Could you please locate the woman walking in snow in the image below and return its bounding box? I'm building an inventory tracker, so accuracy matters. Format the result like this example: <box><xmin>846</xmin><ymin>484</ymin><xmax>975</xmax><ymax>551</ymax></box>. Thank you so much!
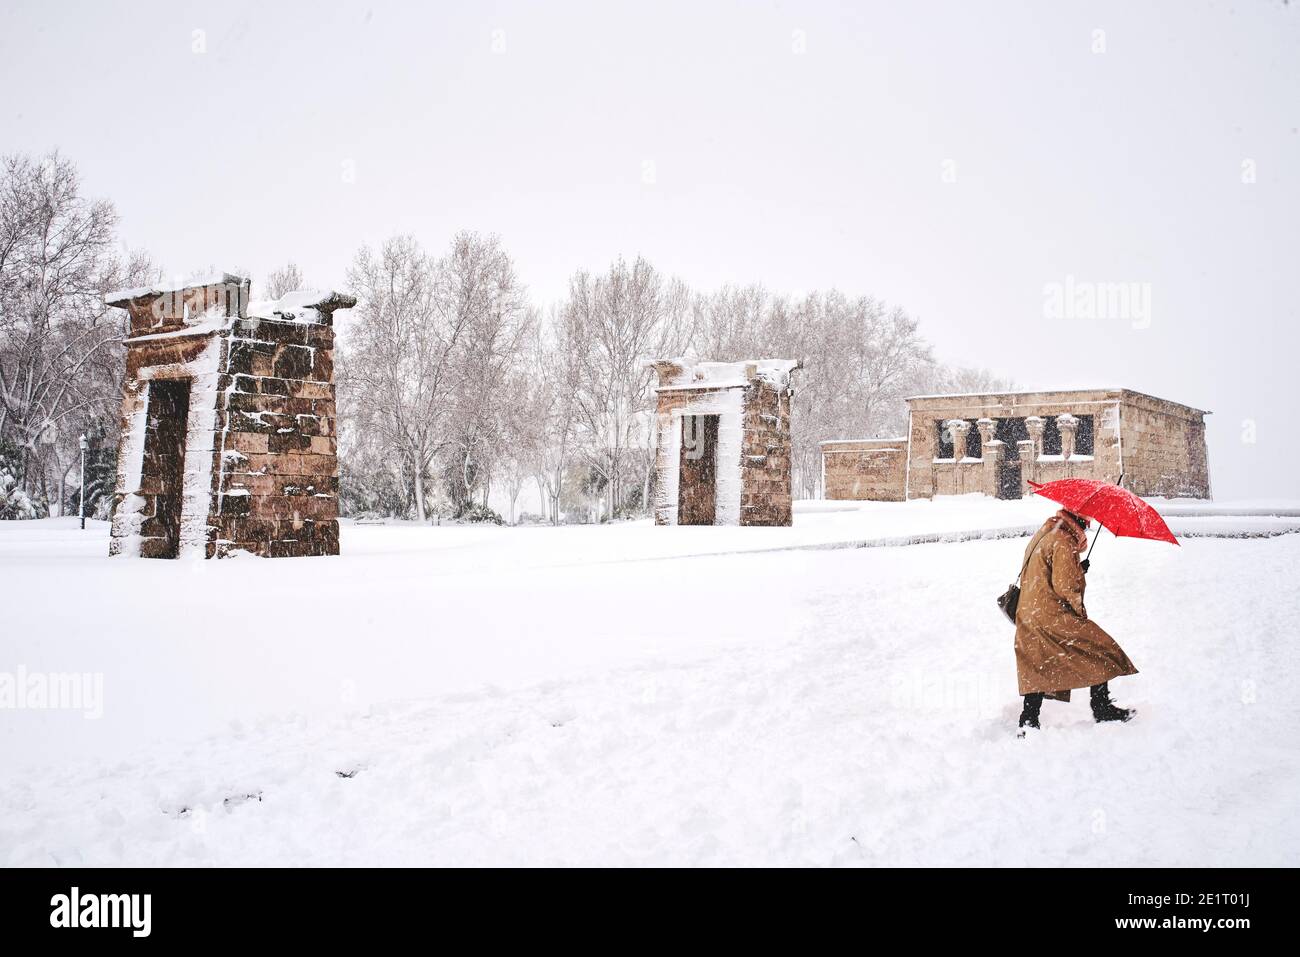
<box><xmin>1014</xmin><ymin>508</ymin><xmax>1137</xmax><ymax>732</ymax></box>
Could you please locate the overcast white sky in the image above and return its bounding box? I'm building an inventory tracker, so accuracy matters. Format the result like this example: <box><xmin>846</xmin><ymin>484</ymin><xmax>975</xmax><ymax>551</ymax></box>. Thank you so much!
<box><xmin>2</xmin><ymin>0</ymin><xmax>1296</xmax><ymax>498</ymax></box>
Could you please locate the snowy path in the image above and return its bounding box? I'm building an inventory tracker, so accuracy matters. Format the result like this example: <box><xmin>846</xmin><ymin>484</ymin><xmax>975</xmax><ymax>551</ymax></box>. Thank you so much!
<box><xmin>2</xmin><ymin>508</ymin><xmax>1297</xmax><ymax>866</ymax></box>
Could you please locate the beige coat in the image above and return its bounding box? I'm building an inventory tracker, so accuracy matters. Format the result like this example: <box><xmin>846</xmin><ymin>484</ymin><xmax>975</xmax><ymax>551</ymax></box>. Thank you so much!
<box><xmin>1014</xmin><ymin>514</ymin><xmax>1138</xmax><ymax>699</ymax></box>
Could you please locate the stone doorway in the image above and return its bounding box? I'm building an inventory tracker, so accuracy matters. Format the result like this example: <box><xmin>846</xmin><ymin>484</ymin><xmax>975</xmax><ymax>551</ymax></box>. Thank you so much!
<box><xmin>994</xmin><ymin>417</ymin><xmax>1029</xmax><ymax>500</ymax></box>
<box><xmin>140</xmin><ymin>379</ymin><xmax>191</xmax><ymax>558</ymax></box>
<box><xmin>996</xmin><ymin>461</ymin><xmax>1022</xmax><ymax>499</ymax></box>
<box><xmin>678</xmin><ymin>414</ymin><xmax>719</xmax><ymax>525</ymax></box>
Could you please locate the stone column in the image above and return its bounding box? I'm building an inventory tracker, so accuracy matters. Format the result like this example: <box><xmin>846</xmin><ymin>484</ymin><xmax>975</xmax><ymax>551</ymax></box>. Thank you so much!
<box><xmin>951</xmin><ymin>419</ymin><xmax>972</xmax><ymax>492</ymax></box>
<box><xmin>974</xmin><ymin>418</ymin><xmax>997</xmax><ymax>496</ymax></box>
<box><xmin>1024</xmin><ymin>416</ymin><xmax>1045</xmax><ymax>459</ymax></box>
<box><xmin>1057</xmin><ymin>413</ymin><xmax>1078</xmax><ymax>460</ymax></box>
<box><xmin>981</xmin><ymin>438</ymin><xmax>1003</xmax><ymax>496</ymax></box>
<box><xmin>946</xmin><ymin>419</ymin><xmax>971</xmax><ymax>460</ymax></box>
<box><xmin>1017</xmin><ymin>438</ymin><xmax>1036</xmax><ymax>491</ymax></box>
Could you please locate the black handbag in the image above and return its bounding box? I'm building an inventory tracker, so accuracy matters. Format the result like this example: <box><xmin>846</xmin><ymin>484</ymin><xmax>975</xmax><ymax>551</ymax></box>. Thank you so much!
<box><xmin>997</xmin><ymin>526</ymin><xmax>1050</xmax><ymax>624</ymax></box>
<box><xmin>996</xmin><ymin>582</ymin><xmax>1021</xmax><ymax>624</ymax></box>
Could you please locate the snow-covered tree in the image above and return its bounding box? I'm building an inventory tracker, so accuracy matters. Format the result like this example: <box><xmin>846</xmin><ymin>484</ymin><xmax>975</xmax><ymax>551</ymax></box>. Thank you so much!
<box><xmin>0</xmin><ymin>151</ymin><xmax>152</xmax><ymax>514</ymax></box>
<box><xmin>0</xmin><ymin>443</ymin><xmax>35</xmax><ymax>519</ymax></box>
<box><xmin>339</xmin><ymin>232</ymin><xmax>530</xmax><ymax>522</ymax></box>
<box><xmin>262</xmin><ymin>262</ymin><xmax>305</xmax><ymax>299</ymax></box>
<box><xmin>335</xmin><ymin>234</ymin><xmax>1009</xmax><ymax>518</ymax></box>
<box><xmin>554</xmin><ymin>257</ymin><xmax>693</xmax><ymax>520</ymax></box>
<box><xmin>439</xmin><ymin>234</ymin><xmax>532</xmax><ymax>516</ymax></box>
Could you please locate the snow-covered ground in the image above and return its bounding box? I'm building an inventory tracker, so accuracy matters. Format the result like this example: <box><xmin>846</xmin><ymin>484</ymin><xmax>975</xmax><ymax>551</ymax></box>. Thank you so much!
<box><xmin>2</xmin><ymin>498</ymin><xmax>1298</xmax><ymax>866</ymax></box>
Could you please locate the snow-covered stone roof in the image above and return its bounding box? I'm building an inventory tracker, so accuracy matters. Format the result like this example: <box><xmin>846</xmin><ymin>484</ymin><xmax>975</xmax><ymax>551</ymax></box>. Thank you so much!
<box><xmin>247</xmin><ymin>289</ymin><xmax>357</xmax><ymax>324</ymax></box>
<box><xmin>819</xmin><ymin>437</ymin><xmax>907</xmax><ymax>445</ymax></box>
<box><xmin>904</xmin><ymin>387</ymin><xmax>1123</xmax><ymax>401</ymax></box>
<box><xmin>649</xmin><ymin>357</ymin><xmax>801</xmax><ymax>392</ymax></box>
<box><xmin>904</xmin><ymin>387</ymin><xmax>1209</xmax><ymax>416</ymax></box>
<box><xmin>105</xmin><ymin>272</ymin><xmax>246</xmax><ymax>306</ymax></box>
<box><xmin>106</xmin><ymin>271</ymin><xmax>356</xmax><ymax>328</ymax></box>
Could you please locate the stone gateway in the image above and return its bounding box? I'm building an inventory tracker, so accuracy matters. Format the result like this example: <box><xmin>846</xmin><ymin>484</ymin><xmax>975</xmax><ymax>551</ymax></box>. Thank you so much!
<box><xmin>105</xmin><ymin>274</ymin><xmax>354</xmax><ymax>558</ymax></box>
<box><xmin>649</xmin><ymin>358</ymin><xmax>801</xmax><ymax>526</ymax></box>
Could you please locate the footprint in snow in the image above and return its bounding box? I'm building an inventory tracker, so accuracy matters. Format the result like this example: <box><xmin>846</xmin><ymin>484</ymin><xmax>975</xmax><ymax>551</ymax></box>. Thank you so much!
<box><xmin>222</xmin><ymin>791</ymin><xmax>263</xmax><ymax>808</ymax></box>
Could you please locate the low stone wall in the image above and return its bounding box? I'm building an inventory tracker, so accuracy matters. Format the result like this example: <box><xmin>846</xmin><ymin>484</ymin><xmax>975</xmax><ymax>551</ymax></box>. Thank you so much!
<box><xmin>820</xmin><ymin>439</ymin><xmax>907</xmax><ymax>501</ymax></box>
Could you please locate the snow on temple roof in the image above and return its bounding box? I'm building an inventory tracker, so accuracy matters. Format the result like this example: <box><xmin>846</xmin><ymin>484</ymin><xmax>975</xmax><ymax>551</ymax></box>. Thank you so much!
<box><xmin>904</xmin><ymin>387</ymin><xmax>1210</xmax><ymax>416</ymax></box>
<box><xmin>649</xmin><ymin>357</ymin><xmax>802</xmax><ymax>392</ymax></box>
<box><xmin>819</xmin><ymin>437</ymin><xmax>907</xmax><ymax>445</ymax></box>
<box><xmin>904</xmin><ymin>387</ymin><xmax>1121</xmax><ymax>401</ymax></box>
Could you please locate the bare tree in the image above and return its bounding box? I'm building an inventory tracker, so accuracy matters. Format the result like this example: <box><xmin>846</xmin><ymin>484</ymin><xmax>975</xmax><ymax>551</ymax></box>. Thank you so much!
<box><xmin>335</xmin><ymin>233</ymin><xmax>1008</xmax><ymax>520</ymax></box>
<box><xmin>342</xmin><ymin>236</ymin><xmax>460</xmax><ymax>522</ymax></box>
<box><xmin>689</xmin><ymin>287</ymin><xmax>938</xmax><ymax>496</ymax></box>
<box><xmin>340</xmin><ymin>232</ymin><xmax>531</xmax><ymax>522</ymax></box>
<box><xmin>492</xmin><ymin>369</ymin><xmax>548</xmax><ymax>524</ymax></box>
<box><xmin>440</xmin><ymin>234</ymin><xmax>532</xmax><ymax>516</ymax></box>
<box><xmin>529</xmin><ymin>305</ymin><xmax>586</xmax><ymax>523</ymax></box>
<box><xmin>913</xmin><ymin>362</ymin><xmax>1016</xmax><ymax>397</ymax></box>
<box><xmin>262</xmin><ymin>262</ymin><xmax>305</xmax><ymax>299</ymax></box>
<box><xmin>557</xmin><ymin>257</ymin><xmax>693</xmax><ymax>520</ymax></box>
<box><xmin>0</xmin><ymin>151</ymin><xmax>152</xmax><ymax>509</ymax></box>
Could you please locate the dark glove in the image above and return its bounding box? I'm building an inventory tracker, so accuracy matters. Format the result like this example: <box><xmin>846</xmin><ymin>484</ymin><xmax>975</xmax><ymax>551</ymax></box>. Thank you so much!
<box><xmin>1080</xmin><ymin>558</ymin><xmax>1090</xmax><ymax>574</ymax></box>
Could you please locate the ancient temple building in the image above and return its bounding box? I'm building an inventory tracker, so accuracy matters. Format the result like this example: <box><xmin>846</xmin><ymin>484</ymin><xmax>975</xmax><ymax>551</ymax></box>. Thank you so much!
<box><xmin>649</xmin><ymin>358</ymin><xmax>801</xmax><ymax>526</ymax></box>
<box><xmin>104</xmin><ymin>274</ymin><xmax>353</xmax><ymax>558</ymax></box>
<box><xmin>822</xmin><ymin>388</ymin><xmax>1211</xmax><ymax>502</ymax></box>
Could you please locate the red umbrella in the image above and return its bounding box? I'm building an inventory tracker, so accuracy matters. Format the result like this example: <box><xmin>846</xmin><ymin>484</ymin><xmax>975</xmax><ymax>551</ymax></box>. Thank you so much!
<box><xmin>1027</xmin><ymin>477</ymin><xmax>1179</xmax><ymax>567</ymax></box>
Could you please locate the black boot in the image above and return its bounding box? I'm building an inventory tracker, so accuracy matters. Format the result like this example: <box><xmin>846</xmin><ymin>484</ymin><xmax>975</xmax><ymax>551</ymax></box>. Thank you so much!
<box><xmin>1090</xmin><ymin>682</ymin><xmax>1134</xmax><ymax>723</ymax></box>
<box><xmin>1017</xmin><ymin>693</ymin><xmax>1044</xmax><ymax>735</ymax></box>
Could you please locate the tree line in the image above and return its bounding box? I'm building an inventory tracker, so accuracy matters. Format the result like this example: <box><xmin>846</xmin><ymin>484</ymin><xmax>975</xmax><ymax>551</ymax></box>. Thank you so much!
<box><xmin>0</xmin><ymin>151</ymin><xmax>1009</xmax><ymax>523</ymax></box>
<box><xmin>336</xmin><ymin>233</ymin><xmax>1010</xmax><ymax>523</ymax></box>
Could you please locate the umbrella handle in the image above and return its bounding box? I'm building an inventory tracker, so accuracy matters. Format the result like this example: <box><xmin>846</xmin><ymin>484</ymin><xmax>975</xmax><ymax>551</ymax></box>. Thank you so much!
<box><xmin>1084</xmin><ymin>527</ymin><xmax>1103</xmax><ymax>564</ymax></box>
<box><xmin>1082</xmin><ymin>471</ymin><xmax>1121</xmax><ymax>569</ymax></box>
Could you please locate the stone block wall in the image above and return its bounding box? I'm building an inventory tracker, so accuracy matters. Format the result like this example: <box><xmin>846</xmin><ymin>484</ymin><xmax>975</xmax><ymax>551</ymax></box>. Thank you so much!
<box><xmin>212</xmin><ymin>316</ymin><xmax>340</xmax><ymax>557</ymax></box>
<box><xmin>739</xmin><ymin>378</ymin><xmax>793</xmax><ymax>525</ymax></box>
<box><xmin>1117</xmin><ymin>390</ymin><xmax>1211</xmax><ymax>498</ymax></box>
<box><xmin>820</xmin><ymin>439</ymin><xmax>907</xmax><ymax>501</ymax></box>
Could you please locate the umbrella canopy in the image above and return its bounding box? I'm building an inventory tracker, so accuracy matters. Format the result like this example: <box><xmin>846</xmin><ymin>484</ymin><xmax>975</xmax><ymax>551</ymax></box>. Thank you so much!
<box><xmin>1027</xmin><ymin>478</ymin><xmax>1179</xmax><ymax>545</ymax></box>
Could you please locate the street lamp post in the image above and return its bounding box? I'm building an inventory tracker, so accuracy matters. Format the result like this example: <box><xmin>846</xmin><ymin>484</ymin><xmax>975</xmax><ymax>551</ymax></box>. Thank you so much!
<box><xmin>79</xmin><ymin>433</ymin><xmax>88</xmax><ymax>530</ymax></box>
